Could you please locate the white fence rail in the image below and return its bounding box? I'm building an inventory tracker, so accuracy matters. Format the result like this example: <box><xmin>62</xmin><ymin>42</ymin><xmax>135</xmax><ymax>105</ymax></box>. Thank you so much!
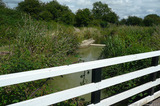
<box><xmin>0</xmin><ymin>50</ymin><xmax>160</xmax><ymax>106</ymax></box>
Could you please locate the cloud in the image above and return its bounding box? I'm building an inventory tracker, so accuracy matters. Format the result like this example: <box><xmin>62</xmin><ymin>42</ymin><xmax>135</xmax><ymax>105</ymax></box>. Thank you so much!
<box><xmin>2</xmin><ymin>0</ymin><xmax>160</xmax><ymax>19</ymax></box>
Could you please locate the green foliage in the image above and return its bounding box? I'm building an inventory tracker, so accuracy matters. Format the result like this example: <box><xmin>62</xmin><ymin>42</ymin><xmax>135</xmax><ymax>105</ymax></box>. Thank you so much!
<box><xmin>143</xmin><ymin>14</ymin><xmax>160</xmax><ymax>26</ymax></box>
<box><xmin>75</xmin><ymin>8</ymin><xmax>93</xmax><ymax>27</ymax></box>
<box><xmin>92</xmin><ymin>1</ymin><xmax>111</xmax><ymax>20</ymax></box>
<box><xmin>56</xmin><ymin>98</ymin><xmax>88</xmax><ymax>106</ymax></box>
<box><xmin>0</xmin><ymin>7</ymin><xmax>23</xmax><ymax>46</ymax></box>
<box><xmin>100</xmin><ymin>25</ymin><xmax>160</xmax><ymax>103</ymax></box>
<box><xmin>89</xmin><ymin>19</ymin><xmax>101</xmax><ymax>27</ymax></box>
<box><xmin>120</xmin><ymin>14</ymin><xmax>160</xmax><ymax>26</ymax></box>
<box><xmin>100</xmin><ymin>21</ymin><xmax>108</xmax><ymax>28</ymax></box>
<box><xmin>0</xmin><ymin>0</ymin><xmax>5</xmax><ymax>8</ymax></box>
<box><xmin>102</xmin><ymin>12</ymin><xmax>119</xmax><ymax>24</ymax></box>
<box><xmin>17</xmin><ymin>0</ymin><xmax>42</xmax><ymax>19</ymax></box>
<box><xmin>44</xmin><ymin>0</ymin><xmax>74</xmax><ymax>25</ymax></box>
<box><xmin>39</xmin><ymin>10</ymin><xmax>53</xmax><ymax>21</ymax></box>
<box><xmin>1</xmin><ymin>0</ymin><xmax>160</xmax><ymax>105</ymax></box>
<box><xmin>126</xmin><ymin>16</ymin><xmax>143</xmax><ymax>26</ymax></box>
<box><xmin>91</xmin><ymin>1</ymin><xmax>119</xmax><ymax>26</ymax></box>
<box><xmin>44</xmin><ymin>0</ymin><xmax>61</xmax><ymax>20</ymax></box>
<box><xmin>17</xmin><ymin>0</ymin><xmax>75</xmax><ymax>25</ymax></box>
<box><xmin>151</xmin><ymin>25</ymin><xmax>160</xmax><ymax>50</ymax></box>
<box><xmin>119</xmin><ymin>18</ymin><xmax>127</xmax><ymax>25</ymax></box>
<box><xmin>59</xmin><ymin>12</ymin><xmax>75</xmax><ymax>25</ymax></box>
<box><xmin>0</xmin><ymin>17</ymin><xmax>79</xmax><ymax>105</ymax></box>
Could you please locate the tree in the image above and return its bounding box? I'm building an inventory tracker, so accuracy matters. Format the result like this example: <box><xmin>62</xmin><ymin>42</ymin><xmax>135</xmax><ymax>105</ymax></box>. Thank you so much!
<box><xmin>119</xmin><ymin>18</ymin><xmax>127</xmax><ymax>25</ymax></box>
<box><xmin>92</xmin><ymin>1</ymin><xmax>119</xmax><ymax>25</ymax></box>
<box><xmin>0</xmin><ymin>0</ymin><xmax>6</xmax><ymax>8</ymax></box>
<box><xmin>60</xmin><ymin>12</ymin><xmax>75</xmax><ymax>25</ymax></box>
<box><xmin>143</xmin><ymin>14</ymin><xmax>160</xmax><ymax>26</ymax></box>
<box><xmin>39</xmin><ymin>10</ymin><xmax>53</xmax><ymax>21</ymax></box>
<box><xmin>17</xmin><ymin>0</ymin><xmax>42</xmax><ymax>19</ymax></box>
<box><xmin>44</xmin><ymin>0</ymin><xmax>74</xmax><ymax>24</ymax></box>
<box><xmin>92</xmin><ymin>1</ymin><xmax>111</xmax><ymax>19</ymax></box>
<box><xmin>44</xmin><ymin>0</ymin><xmax>60</xmax><ymax>20</ymax></box>
<box><xmin>75</xmin><ymin>8</ymin><xmax>93</xmax><ymax>27</ymax></box>
<box><xmin>126</xmin><ymin>16</ymin><xmax>143</xmax><ymax>26</ymax></box>
<box><xmin>102</xmin><ymin>12</ymin><xmax>119</xmax><ymax>23</ymax></box>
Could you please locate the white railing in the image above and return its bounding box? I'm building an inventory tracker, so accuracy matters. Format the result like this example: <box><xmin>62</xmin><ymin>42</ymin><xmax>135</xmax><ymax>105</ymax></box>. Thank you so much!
<box><xmin>0</xmin><ymin>50</ymin><xmax>160</xmax><ymax>106</ymax></box>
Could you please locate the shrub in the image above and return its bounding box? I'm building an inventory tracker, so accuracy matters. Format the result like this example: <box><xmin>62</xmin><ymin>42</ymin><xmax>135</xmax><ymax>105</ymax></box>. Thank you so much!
<box><xmin>100</xmin><ymin>25</ymin><xmax>160</xmax><ymax>104</ymax></box>
<box><xmin>143</xmin><ymin>14</ymin><xmax>160</xmax><ymax>26</ymax></box>
<box><xmin>0</xmin><ymin>16</ymin><xmax>79</xmax><ymax>105</ymax></box>
<box><xmin>0</xmin><ymin>7</ymin><xmax>22</xmax><ymax>46</ymax></box>
<box><xmin>75</xmin><ymin>8</ymin><xmax>93</xmax><ymax>27</ymax></box>
<box><xmin>39</xmin><ymin>10</ymin><xmax>53</xmax><ymax>21</ymax></box>
<box><xmin>126</xmin><ymin>16</ymin><xmax>143</xmax><ymax>26</ymax></box>
<box><xmin>16</xmin><ymin>0</ymin><xmax>42</xmax><ymax>19</ymax></box>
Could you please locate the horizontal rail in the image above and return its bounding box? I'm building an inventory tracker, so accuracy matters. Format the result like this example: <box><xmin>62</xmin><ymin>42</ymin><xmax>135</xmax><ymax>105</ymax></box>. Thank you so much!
<box><xmin>1</xmin><ymin>50</ymin><xmax>160</xmax><ymax>87</ymax></box>
<box><xmin>9</xmin><ymin>65</ymin><xmax>160</xmax><ymax>106</ymax></box>
<box><xmin>129</xmin><ymin>90</ymin><xmax>160</xmax><ymax>106</ymax></box>
<box><xmin>89</xmin><ymin>78</ymin><xmax>160</xmax><ymax>106</ymax></box>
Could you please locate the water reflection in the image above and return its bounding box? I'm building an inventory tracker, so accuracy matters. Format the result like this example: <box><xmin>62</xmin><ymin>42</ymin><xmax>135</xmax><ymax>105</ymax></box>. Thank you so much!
<box><xmin>49</xmin><ymin>46</ymin><xmax>104</xmax><ymax>102</ymax></box>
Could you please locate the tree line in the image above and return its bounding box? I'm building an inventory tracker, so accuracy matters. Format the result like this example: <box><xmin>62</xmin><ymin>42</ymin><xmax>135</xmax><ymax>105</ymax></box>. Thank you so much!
<box><xmin>1</xmin><ymin>0</ymin><xmax>160</xmax><ymax>27</ymax></box>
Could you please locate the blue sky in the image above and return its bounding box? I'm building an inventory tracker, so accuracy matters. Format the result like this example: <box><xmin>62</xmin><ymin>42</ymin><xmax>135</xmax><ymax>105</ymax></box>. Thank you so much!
<box><xmin>3</xmin><ymin>0</ymin><xmax>160</xmax><ymax>19</ymax></box>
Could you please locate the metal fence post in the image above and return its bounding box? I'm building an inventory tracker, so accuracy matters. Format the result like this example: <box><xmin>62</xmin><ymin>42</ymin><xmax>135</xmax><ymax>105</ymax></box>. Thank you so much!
<box><xmin>150</xmin><ymin>56</ymin><xmax>159</xmax><ymax>95</ymax></box>
<box><xmin>91</xmin><ymin>68</ymin><xmax>102</xmax><ymax>104</ymax></box>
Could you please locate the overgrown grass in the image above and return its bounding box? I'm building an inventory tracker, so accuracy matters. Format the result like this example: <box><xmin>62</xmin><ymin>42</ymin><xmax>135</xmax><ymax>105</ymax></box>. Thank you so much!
<box><xmin>0</xmin><ymin>7</ymin><xmax>23</xmax><ymax>47</ymax></box>
<box><xmin>1</xmin><ymin>6</ymin><xmax>160</xmax><ymax>105</ymax></box>
<box><xmin>0</xmin><ymin>16</ymin><xmax>79</xmax><ymax>105</ymax></box>
<box><xmin>0</xmin><ymin>45</ymin><xmax>10</xmax><ymax>51</ymax></box>
<box><xmin>100</xmin><ymin>25</ymin><xmax>160</xmax><ymax>104</ymax></box>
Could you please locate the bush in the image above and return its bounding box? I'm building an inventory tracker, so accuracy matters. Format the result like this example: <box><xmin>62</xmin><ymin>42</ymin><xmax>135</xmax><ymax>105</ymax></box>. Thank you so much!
<box><xmin>0</xmin><ymin>0</ymin><xmax>5</xmax><ymax>8</ymax></box>
<box><xmin>100</xmin><ymin>25</ymin><xmax>160</xmax><ymax>103</ymax></box>
<box><xmin>143</xmin><ymin>14</ymin><xmax>160</xmax><ymax>26</ymax></box>
<box><xmin>126</xmin><ymin>16</ymin><xmax>143</xmax><ymax>26</ymax></box>
<box><xmin>16</xmin><ymin>0</ymin><xmax>42</xmax><ymax>19</ymax></box>
<box><xmin>75</xmin><ymin>8</ymin><xmax>93</xmax><ymax>27</ymax></box>
<box><xmin>39</xmin><ymin>10</ymin><xmax>53</xmax><ymax>21</ymax></box>
<box><xmin>100</xmin><ymin>21</ymin><xmax>108</xmax><ymax>28</ymax></box>
<box><xmin>0</xmin><ymin>8</ymin><xmax>23</xmax><ymax>46</ymax></box>
<box><xmin>0</xmin><ymin>16</ymin><xmax>79</xmax><ymax>105</ymax></box>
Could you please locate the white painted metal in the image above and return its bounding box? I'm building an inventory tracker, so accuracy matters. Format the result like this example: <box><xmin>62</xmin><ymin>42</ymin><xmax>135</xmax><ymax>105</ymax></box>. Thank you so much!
<box><xmin>88</xmin><ymin>78</ymin><xmax>160</xmax><ymax>106</ymax></box>
<box><xmin>9</xmin><ymin>83</ymin><xmax>97</xmax><ymax>106</ymax></box>
<box><xmin>9</xmin><ymin>65</ymin><xmax>160</xmax><ymax>106</ymax></box>
<box><xmin>129</xmin><ymin>90</ymin><xmax>160</xmax><ymax>106</ymax></box>
<box><xmin>1</xmin><ymin>50</ymin><xmax>160</xmax><ymax>87</ymax></box>
<box><xmin>98</xmin><ymin>65</ymin><xmax>160</xmax><ymax>90</ymax></box>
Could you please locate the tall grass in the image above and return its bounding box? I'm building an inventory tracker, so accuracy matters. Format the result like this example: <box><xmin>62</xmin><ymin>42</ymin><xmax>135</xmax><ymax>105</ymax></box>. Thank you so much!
<box><xmin>0</xmin><ymin>16</ymin><xmax>79</xmax><ymax>105</ymax></box>
<box><xmin>100</xmin><ymin>25</ymin><xmax>160</xmax><ymax>104</ymax></box>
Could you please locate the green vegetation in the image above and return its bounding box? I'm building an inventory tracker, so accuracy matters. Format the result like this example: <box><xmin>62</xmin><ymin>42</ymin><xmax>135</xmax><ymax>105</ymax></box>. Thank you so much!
<box><xmin>75</xmin><ymin>8</ymin><xmax>93</xmax><ymax>27</ymax></box>
<box><xmin>0</xmin><ymin>0</ymin><xmax>5</xmax><ymax>8</ymax></box>
<box><xmin>92</xmin><ymin>1</ymin><xmax>118</xmax><ymax>24</ymax></box>
<box><xmin>0</xmin><ymin>1</ymin><xmax>79</xmax><ymax>105</ymax></box>
<box><xmin>0</xmin><ymin>7</ymin><xmax>22</xmax><ymax>46</ymax></box>
<box><xmin>100</xmin><ymin>25</ymin><xmax>160</xmax><ymax>103</ymax></box>
<box><xmin>17</xmin><ymin>0</ymin><xmax>75</xmax><ymax>25</ymax></box>
<box><xmin>0</xmin><ymin>0</ymin><xmax>160</xmax><ymax>105</ymax></box>
<box><xmin>0</xmin><ymin>15</ymin><xmax>79</xmax><ymax>105</ymax></box>
<box><xmin>143</xmin><ymin>14</ymin><xmax>160</xmax><ymax>26</ymax></box>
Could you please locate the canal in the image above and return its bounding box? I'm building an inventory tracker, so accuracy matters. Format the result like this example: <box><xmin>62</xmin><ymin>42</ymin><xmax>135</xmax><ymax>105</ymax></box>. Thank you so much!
<box><xmin>48</xmin><ymin>45</ymin><xmax>104</xmax><ymax>102</ymax></box>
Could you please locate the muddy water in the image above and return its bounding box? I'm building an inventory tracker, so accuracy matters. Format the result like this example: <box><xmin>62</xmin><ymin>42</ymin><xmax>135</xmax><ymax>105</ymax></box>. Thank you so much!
<box><xmin>48</xmin><ymin>46</ymin><xmax>104</xmax><ymax>102</ymax></box>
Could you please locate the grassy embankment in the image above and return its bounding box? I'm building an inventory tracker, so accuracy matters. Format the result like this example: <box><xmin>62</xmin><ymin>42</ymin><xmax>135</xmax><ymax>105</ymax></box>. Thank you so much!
<box><xmin>1</xmin><ymin>6</ymin><xmax>160</xmax><ymax>106</ymax></box>
<box><xmin>0</xmin><ymin>8</ymin><xmax>82</xmax><ymax>105</ymax></box>
<box><xmin>100</xmin><ymin>24</ymin><xmax>160</xmax><ymax>104</ymax></box>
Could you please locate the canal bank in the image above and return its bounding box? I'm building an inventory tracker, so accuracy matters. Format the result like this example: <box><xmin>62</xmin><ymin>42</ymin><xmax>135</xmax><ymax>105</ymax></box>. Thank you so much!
<box><xmin>48</xmin><ymin>45</ymin><xmax>104</xmax><ymax>102</ymax></box>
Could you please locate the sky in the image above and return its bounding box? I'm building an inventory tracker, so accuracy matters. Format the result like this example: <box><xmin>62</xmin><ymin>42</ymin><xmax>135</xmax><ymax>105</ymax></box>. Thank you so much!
<box><xmin>3</xmin><ymin>0</ymin><xmax>160</xmax><ymax>19</ymax></box>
